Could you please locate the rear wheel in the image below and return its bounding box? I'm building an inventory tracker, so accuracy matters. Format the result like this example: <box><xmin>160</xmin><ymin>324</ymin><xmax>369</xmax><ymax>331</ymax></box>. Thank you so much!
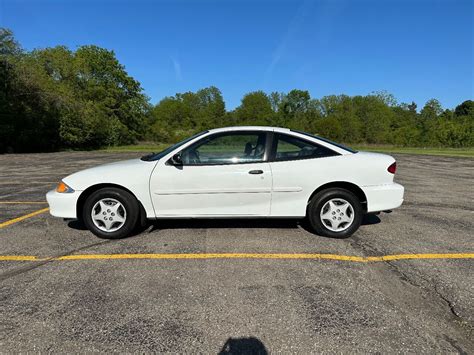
<box><xmin>307</xmin><ymin>188</ymin><xmax>363</xmax><ymax>238</ymax></box>
<box><xmin>83</xmin><ymin>187</ymin><xmax>139</xmax><ymax>239</ymax></box>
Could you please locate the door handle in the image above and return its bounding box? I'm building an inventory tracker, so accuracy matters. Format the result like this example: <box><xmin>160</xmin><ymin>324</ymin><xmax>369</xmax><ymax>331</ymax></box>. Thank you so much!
<box><xmin>248</xmin><ymin>170</ymin><xmax>264</xmax><ymax>175</ymax></box>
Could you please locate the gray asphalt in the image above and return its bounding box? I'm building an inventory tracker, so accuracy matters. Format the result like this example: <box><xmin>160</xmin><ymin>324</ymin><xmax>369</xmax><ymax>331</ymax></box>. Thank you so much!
<box><xmin>0</xmin><ymin>152</ymin><xmax>473</xmax><ymax>353</ymax></box>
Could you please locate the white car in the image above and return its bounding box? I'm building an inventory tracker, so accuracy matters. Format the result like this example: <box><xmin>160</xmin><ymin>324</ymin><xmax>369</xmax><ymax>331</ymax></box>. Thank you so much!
<box><xmin>47</xmin><ymin>126</ymin><xmax>404</xmax><ymax>239</ymax></box>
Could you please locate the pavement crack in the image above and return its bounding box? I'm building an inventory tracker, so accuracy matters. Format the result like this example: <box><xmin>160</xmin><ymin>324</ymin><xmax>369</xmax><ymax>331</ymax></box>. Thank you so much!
<box><xmin>348</xmin><ymin>234</ymin><xmax>474</xmax><ymax>342</ymax></box>
<box><xmin>444</xmin><ymin>336</ymin><xmax>469</xmax><ymax>355</ymax></box>
<box><xmin>0</xmin><ymin>240</ymin><xmax>112</xmax><ymax>282</ymax></box>
<box><xmin>401</xmin><ymin>263</ymin><xmax>474</xmax><ymax>335</ymax></box>
<box><xmin>348</xmin><ymin>235</ymin><xmax>381</xmax><ymax>256</ymax></box>
<box><xmin>0</xmin><ymin>259</ymin><xmax>54</xmax><ymax>282</ymax></box>
<box><xmin>385</xmin><ymin>257</ymin><xmax>470</xmax><ymax>332</ymax></box>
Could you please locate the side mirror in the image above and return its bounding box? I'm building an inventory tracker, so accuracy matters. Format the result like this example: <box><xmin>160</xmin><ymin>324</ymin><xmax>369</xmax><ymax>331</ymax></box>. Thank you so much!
<box><xmin>169</xmin><ymin>153</ymin><xmax>183</xmax><ymax>166</ymax></box>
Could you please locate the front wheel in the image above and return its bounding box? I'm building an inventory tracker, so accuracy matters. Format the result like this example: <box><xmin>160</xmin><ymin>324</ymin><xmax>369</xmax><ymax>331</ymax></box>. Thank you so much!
<box><xmin>307</xmin><ymin>188</ymin><xmax>363</xmax><ymax>238</ymax></box>
<box><xmin>83</xmin><ymin>187</ymin><xmax>140</xmax><ymax>239</ymax></box>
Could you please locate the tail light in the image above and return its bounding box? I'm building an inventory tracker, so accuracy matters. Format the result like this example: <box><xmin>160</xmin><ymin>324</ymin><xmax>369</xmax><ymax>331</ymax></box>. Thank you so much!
<box><xmin>387</xmin><ymin>162</ymin><xmax>397</xmax><ymax>174</ymax></box>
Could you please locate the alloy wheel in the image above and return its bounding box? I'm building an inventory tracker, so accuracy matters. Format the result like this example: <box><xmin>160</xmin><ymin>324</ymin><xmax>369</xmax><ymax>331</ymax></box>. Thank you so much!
<box><xmin>91</xmin><ymin>198</ymin><xmax>127</xmax><ymax>232</ymax></box>
<box><xmin>319</xmin><ymin>198</ymin><xmax>354</xmax><ymax>232</ymax></box>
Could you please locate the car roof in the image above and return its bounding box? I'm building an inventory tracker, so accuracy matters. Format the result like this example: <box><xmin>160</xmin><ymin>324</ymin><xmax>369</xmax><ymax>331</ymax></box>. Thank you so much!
<box><xmin>208</xmin><ymin>126</ymin><xmax>290</xmax><ymax>133</ymax></box>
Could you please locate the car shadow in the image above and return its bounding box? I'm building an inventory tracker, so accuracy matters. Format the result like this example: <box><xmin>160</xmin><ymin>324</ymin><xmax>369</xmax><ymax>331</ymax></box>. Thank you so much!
<box><xmin>361</xmin><ymin>213</ymin><xmax>382</xmax><ymax>225</ymax></box>
<box><xmin>218</xmin><ymin>337</ymin><xmax>268</xmax><ymax>354</ymax></box>
<box><xmin>67</xmin><ymin>218</ymin><xmax>300</xmax><ymax>232</ymax></box>
<box><xmin>68</xmin><ymin>214</ymin><xmax>381</xmax><ymax>239</ymax></box>
<box><xmin>67</xmin><ymin>219</ymin><xmax>88</xmax><ymax>230</ymax></box>
<box><xmin>149</xmin><ymin>218</ymin><xmax>301</xmax><ymax>230</ymax></box>
<box><xmin>147</xmin><ymin>214</ymin><xmax>380</xmax><ymax>230</ymax></box>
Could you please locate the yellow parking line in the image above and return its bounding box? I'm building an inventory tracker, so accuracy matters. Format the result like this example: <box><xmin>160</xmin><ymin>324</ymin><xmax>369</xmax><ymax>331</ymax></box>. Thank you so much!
<box><xmin>0</xmin><ymin>201</ymin><xmax>47</xmax><ymax>204</ymax></box>
<box><xmin>55</xmin><ymin>253</ymin><xmax>369</xmax><ymax>261</ymax></box>
<box><xmin>366</xmin><ymin>253</ymin><xmax>474</xmax><ymax>261</ymax></box>
<box><xmin>0</xmin><ymin>253</ymin><xmax>473</xmax><ymax>263</ymax></box>
<box><xmin>0</xmin><ymin>181</ymin><xmax>55</xmax><ymax>185</ymax></box>
<box><xmin>0</xmin><ymin>207</ymin><xmax>50</xmax><ymax>229</ymax></box>
<box><xmin>0</xmin><ymin>255</ymin><xmax>40</xmax><ymax>261</ymax></box>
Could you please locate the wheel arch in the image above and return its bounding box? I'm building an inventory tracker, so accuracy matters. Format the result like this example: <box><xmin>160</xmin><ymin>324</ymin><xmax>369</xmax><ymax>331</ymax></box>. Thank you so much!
<box><xmin>76</xmin><ymin>183</ymin><xmax>146</xmax><ymax>223</ymax></box>
<box><xmin>307</xmin><ymin>181</ymin><xmax>367</xmax><ymax>212</ymax></box>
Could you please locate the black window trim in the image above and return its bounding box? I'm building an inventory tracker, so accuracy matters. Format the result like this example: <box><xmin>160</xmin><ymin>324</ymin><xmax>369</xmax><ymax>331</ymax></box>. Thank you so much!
<box><xmin>170</xmin><ymin>130</ymin><xmax>273</xmax><ymax>166</ymax></box>
<box><xmin>267</xmin><ymin>132</ymin><xmax>341</xmax><ymax>163</ymax></box>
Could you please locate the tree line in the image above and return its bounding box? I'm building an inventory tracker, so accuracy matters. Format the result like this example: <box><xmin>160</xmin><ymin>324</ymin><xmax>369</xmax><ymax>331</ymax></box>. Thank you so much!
<box><xmin>1</xmin><ymin>28</ymin><xmax>473</xmax><ymax>153</ymax></box>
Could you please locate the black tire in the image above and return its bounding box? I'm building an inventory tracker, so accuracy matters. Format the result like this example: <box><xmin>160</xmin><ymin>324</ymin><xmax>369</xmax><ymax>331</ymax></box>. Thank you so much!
<box><xmin>83</xmin><ymin>187</ymin><xmax>140</xmax><ymax>239</ymax></box>
<box><xmin>307</xmin><ymin>188</ymin><xmax>363</xmax><ymax>238</ymax></box>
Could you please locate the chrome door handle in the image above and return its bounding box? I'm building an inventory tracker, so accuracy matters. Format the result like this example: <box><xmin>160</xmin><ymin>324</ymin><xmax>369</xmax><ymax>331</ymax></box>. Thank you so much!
<box><xmin>248</xmin><ymin>170</ymin><xmax>264</xmax><ymax>175</ymax></box>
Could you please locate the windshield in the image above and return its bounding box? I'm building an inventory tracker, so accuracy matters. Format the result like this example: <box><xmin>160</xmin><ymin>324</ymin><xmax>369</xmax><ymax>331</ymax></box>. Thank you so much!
<box><xmin>141</xmin><ymin>130</ymin><xmax>209</xmax><ymax>161</ymax></box>
<box><xmin>291</xmin><ymin>130</ymin><xmax>358</xmax><ymax>154</ymax></box>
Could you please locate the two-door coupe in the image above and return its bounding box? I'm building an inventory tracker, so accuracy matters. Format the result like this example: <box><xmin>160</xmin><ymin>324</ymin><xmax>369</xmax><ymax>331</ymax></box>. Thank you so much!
<box><xmin>46</xmin><ymin>126</ymin><xmax>404</xmax><ymax>239</ymax></box>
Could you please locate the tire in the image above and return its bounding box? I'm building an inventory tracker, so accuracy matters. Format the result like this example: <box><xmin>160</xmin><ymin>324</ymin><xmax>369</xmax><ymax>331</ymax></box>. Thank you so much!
<box><xmin>307</xmin><ymin>188</ymin><xmax>363</xmax><ymax>238</ymax></box>
<box><xmin>83</xmin><ymin>187</ymin><xmax>140</xmax><ymax>239</ymax></box>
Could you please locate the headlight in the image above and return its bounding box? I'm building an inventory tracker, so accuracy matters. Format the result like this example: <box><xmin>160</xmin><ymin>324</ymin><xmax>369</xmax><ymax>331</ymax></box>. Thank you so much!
<box><xmin>56</xmin><ymin>181</ymin><xmax>75</xmax><ymax>193</ymax></box>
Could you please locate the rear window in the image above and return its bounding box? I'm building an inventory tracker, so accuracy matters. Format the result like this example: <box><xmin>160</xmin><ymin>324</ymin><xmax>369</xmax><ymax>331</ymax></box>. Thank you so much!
<box><xmin>273</xmin><ymin>133</ymin><xmax>339</xmax><ymax>161</ymax></box>
<box><xmin>291</xmin><ymin>130</ymin><xmax>358</xmax><ymax>154</ymax></box>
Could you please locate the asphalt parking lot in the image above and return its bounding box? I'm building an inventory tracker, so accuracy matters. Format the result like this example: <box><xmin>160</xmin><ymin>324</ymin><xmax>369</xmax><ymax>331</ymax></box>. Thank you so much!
<box><xmin>0</xmin><ymin>152</ymin><xmax>473</xmax><ymax>353</ymax></box>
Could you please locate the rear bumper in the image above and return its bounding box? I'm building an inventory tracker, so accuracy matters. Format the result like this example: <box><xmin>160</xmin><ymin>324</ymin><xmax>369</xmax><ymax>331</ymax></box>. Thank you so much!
<box><xmin>46</xmin><ymin>189</ymin><xmax>81</xmax><ymax>219</ymax></box>
<box><xmin>362</xmin><ymin>183</ymin><xmax>404</xmax><ymax>213</ymax></box>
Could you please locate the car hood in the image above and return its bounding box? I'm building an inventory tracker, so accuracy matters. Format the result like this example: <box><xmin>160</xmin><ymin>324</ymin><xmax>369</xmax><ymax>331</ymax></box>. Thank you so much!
<box><xmin>63</xmin><ymin>158</ymin><xmax>157</xmax><ymax>191</ymax></box>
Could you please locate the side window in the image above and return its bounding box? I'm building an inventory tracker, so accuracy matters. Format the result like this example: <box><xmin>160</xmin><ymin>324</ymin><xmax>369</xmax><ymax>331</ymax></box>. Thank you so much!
<box><xmin>181</xmin><ymin>132</ymin><xmax>267</xmax><ymax>165</ymax></box>
<box><xmin>274</xmin><ymin>133</ymin><xmax>339</xmax><ymax>161</ymax></box>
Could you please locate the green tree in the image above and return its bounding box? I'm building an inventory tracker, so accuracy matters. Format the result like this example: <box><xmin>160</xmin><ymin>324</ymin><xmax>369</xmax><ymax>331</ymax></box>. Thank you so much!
<box><xmin>454</xmin><ymin>100</ymin><xmax>474</xmax><ymax>118</ymax></box>
<box><xmin>0</xmin><ymin>29</ymin><xmax>149</xmax><ymax>152</ymax></box>
<box><xmin>390</xmin><ymin>105</ymin><xmax>420</xmax><ymax>146</ymax></box>
<box><xmin>372</xmin><ymin>90</ymin><xmax>398</xmax><ymax>107</ymax></box>
<box><xmin>0</xmin><ymin>28</ymin><xmax>21</xmax><ymax>55</ymax></box>
<box><xmin>150</xmin><ymin>86</ymin><xmax>226</xmax><ymax>141</ymax></box>
<box><xmin>418</xmin><ymin>99</ymin><xmax>443</xmax><ymax>145</ymax></box>
<box><xmin>352</xmin><ymin>95</ymin><xmax>393</xmax><ymax>144</ymax></box>
<box><xmin>71</xmin><ymin>45</ymin><xmax>148</xmax><ymax>146</ymax></box>
<box><xmin>195</xmin><ymin>86</ymin><xmax>226</xmax><ymax>129</ymax></box>
<box><xmin>420</xmin><ymin>99</ymin><xmax>443</xmax><ymax>119</ymax></box>
<box><xmin>234</xmin><ymin>91</ymin><xmax>274</xmax><ymax>126</ymax></box>
<box><xmin>313</xmin><ymin>95</ymin><xmax>362</xmax><ymax>143</ymax></box>
<box><xmin>0</xmin><ymin>29</ymin><xmax>61</xmax><ymax>152</ymax></box>
<box><xmin>2</xmin><ymin>28</ymin><xmax>473</xmax><ymax>151</ymax></box>
<box><xmin>279</xmin><ymin>89</ymin><xmax>310</xmax><ymax>118</ymax></box>
<box><xmin>269</xmin><ymin>91</ymin><xmax>284</xmax><ymax>113</ymax></box>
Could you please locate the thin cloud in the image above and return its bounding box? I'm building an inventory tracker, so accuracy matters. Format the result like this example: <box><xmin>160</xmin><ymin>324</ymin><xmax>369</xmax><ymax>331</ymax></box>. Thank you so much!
<box><xmin>171</xmin><ymin>56</ymin><xmax>182</xmax><ymax>81</ymax></box>
<box><xmin>263</xmin><ymin>0</ymin><xmax>343</xmax><ymax>87</ymax></box>
<box><xmin>264</xmin><ymin>0</ymin><xmax>313</xmax><ymax>85</ymax></box>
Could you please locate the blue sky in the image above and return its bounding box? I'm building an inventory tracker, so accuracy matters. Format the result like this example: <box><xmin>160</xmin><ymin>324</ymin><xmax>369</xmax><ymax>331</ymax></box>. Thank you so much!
<box><xmin>1</xmin><ymin>0</ymin><xmax>472</xmax><ymax>109</ymax></box>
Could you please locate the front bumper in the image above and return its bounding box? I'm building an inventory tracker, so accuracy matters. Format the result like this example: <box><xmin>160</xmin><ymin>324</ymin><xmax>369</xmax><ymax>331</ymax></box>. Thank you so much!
<box><xmin>362</xmin><ymin>183</ymin><xmax>404</xmax><ymax>213</ymax></box>
<box><xmin>46</xmin><ymin>189</ymin><xmax>82</xmax><ymax>219</ymax></box>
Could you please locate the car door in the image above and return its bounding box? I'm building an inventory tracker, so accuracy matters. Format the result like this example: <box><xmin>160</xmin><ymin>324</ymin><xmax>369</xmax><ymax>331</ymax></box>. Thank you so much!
<box><xmin>268</xmin><ymin>132</ymin><xmax>341</xmax><ymax>217</ymax></box>
<box><xmin>149</xmin><ymin>131</ymin><xmax>272</xmax><ymax>216</ymax></box>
